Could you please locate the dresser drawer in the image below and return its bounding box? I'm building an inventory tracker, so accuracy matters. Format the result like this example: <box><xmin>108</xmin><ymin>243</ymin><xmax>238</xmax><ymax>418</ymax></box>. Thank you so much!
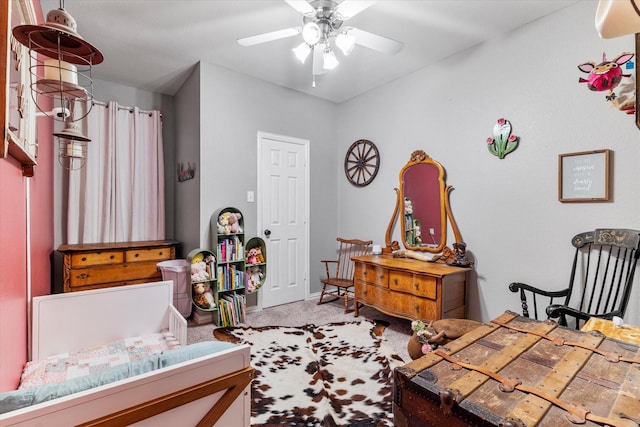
<box><xmin>68</xmin><ymin>261</ymin><xmax>162</xmax><ymax>288</ymax></box>
<box><xmin>359</xmin><ymin>284</ymin><xmax>439</xmax><ymax>320</ymax></box>
<box><xmin>354</xmin><ymin>263</ymin><xmax>388</xmax><ymax>287</ymax></box>
<box><xmin>125</xmin><ymin>247</ymin><xmax>173</xmax><ymax>263</ymax></box>
<box><xmin>356</xmin><ymin>281</ymin><xmax>388</xmax><ymax>305</ymax></box>
<box><xmin>70</xmin><ymin>251</ymin><xmax>124</xmax><ymax>267</ymax></box>
<box><xmin>389</xmin><ymin>271</ymin><xmax>436</xmax><ymax>299</ymax></box>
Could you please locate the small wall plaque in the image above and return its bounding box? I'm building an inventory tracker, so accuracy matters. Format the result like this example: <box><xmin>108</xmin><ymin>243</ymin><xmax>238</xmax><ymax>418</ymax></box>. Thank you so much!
<box><xmin>558</xmin><ymin>149</ymin><xmax>611</xmax><ymax>202</ymax></box>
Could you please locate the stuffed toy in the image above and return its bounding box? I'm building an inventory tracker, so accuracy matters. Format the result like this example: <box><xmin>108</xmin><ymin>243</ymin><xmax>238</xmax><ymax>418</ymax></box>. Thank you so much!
<box><xmin>192</xmin><ymin>282</ymin><xmax>214</xmax><ymax>309</ymax></box>
<box><xmin>414</xmin><ymin>223</ymin><xmax>422</xmax><ymax>244</ymax></box>
<box><xmin>217</xmin><ymin>212</ymin><xmax>243</xmax><ymax>234</ymax></box>
<box><xmin>578</xmin><ymin>52</ymin><xmax>634</xmax><ymax>92</ymax></box>
<box><xmin>227</xmin><ymin>212</ymin><xmax>243</xmax><ymax>233</ymax></box>
<box><xmin>254</xmin><ymin>247</ymin><xmax>265</xmax><ymax>264</ymax></box>
<box><xmin>191</xmin><ymin>261</ymin><xmax>209</xmax><ymax>282</ymax></box>
<box><xmin>246</xmin><ymin>247</ymin><xmax>259</xmax><ymax>265</ymax></box>
<box><xmin>246</xmin><ymin>265</ymin><xmax>263</xmax><ymax>293</ymax></box>
<box><xmin>217</xmin><ymin>213</ymin><xmax>231</xmax><ymax>234</ymax></box>
<box><xmin>404</xmin><ymin>197</ymin><xmax>413</xmax><ymax>215</ymax></box>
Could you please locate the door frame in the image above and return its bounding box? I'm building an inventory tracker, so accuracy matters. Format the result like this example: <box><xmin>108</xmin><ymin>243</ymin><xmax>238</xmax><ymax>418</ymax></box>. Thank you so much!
<box><xmin>256</xmin><ymin>131</ymin><xmax>310</xmax><ymax>310</ymax></box>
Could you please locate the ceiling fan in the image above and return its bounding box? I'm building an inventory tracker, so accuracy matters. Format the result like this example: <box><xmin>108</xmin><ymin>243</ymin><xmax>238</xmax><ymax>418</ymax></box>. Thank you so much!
<box><xmin>237</xmin><ymin>0</ymin><xmax>404</xmax><ymax>82</ymax></box>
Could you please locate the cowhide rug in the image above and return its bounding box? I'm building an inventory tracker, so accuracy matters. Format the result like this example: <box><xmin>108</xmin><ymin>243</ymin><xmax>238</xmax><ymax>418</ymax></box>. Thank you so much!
<box><xmin>213</xmin><ymin>320</ymin><xmax>403</xmax><ymax>427</ymax></box>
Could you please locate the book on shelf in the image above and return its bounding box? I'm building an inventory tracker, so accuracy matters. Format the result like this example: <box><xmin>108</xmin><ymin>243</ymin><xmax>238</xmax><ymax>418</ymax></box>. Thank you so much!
<box><xmin>217</xmin><ymin>293</ymin><xmax>246</xmax><ymax>326</ymax></box>
<box><xmin>217</xmin><ymin>264</ymin><xmax>246</xmax><ymax>291</ymax></box>
<box><xmin>217</xmin><ymin>236</ymin><xmax>245</xmax><ymax>263</ymax></box>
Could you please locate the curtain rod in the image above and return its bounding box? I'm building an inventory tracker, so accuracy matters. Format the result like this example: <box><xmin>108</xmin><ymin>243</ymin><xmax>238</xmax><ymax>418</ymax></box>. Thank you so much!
<box><xmin>91</xmin><ymin>100</ymin><xmax>162</xmax><ymax>118</ymax></box>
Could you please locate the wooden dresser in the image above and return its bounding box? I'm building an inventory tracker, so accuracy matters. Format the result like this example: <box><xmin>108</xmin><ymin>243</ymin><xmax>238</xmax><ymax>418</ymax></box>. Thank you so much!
<box><xmin>352</xmin><ymin>254</ymin><xmax>470</xmax><ymax>321</ymax></box>
<box><xmin>58</xmin><ymin>240</ymin><xmax>179</xmax><ymax>292</ymax></box>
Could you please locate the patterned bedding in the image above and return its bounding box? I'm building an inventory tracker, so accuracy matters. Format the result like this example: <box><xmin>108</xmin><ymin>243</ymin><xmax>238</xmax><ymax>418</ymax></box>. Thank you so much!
<box><xmin>19</xmin><ymin>331</ymin><xmax>181</xmax><ymax>390</ymax></box>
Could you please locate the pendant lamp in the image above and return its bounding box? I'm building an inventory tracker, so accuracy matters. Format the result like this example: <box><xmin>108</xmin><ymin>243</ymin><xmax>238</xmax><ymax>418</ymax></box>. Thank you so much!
<box><xmin>12</xmin><ymin>0</ymin><xmax>103</xmax><ymax>169</ymax></box>
<box><xmin>54</xmin><ymin>119</ymin><xmax>90</xmax><ymax>170</ymax></box>
<box><xmin>12</xmin><ymin>1</ymin><xmax>103</xmax><ymax>124</ymax></box>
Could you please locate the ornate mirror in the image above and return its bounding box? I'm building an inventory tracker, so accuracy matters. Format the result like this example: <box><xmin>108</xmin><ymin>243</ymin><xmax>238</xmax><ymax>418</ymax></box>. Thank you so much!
<box><xmin>385</xmin><ymin>150</ymin><xmax>462</xmax><ymax>254</ymax></box>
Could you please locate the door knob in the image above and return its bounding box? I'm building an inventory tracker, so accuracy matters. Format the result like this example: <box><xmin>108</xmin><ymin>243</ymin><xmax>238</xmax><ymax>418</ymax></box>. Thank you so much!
<box><xmin>264</xmin><ymin>229</ymin><xmax>271</xmax><ymax>237</ymax></box>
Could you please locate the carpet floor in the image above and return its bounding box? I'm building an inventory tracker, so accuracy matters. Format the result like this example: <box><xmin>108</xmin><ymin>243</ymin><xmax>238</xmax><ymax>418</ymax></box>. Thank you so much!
<box><xmin>213</xmin><ymin>320</ymin><xmax>404</xmax><ymax>426</ymax></box>
<box><xmin>187</xmin><ymin>299</ymin><xmax>413</xmax><ymax>363</ymax></box>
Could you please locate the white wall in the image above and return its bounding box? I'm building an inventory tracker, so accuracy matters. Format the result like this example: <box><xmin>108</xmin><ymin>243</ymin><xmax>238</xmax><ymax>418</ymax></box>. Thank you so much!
<box><xmin>336</xmin><ymin>1</ymin><xmax>640</xmax><ymax>323</ymax></box>
<box><xmin>174</xmin><ymin>65</ymin><xmax>202</xmax><ymax>255</ymax></box>
<box><xmin>195</xmin><ymin>62</ymin><xmax>340</xmax><ymax>296</ymax></box>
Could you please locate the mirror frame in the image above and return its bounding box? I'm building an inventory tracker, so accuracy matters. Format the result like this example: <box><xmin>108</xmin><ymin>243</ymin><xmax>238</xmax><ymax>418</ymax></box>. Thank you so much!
<box><xmin>385</xmin><ymin>150</ymin><xmax>462</xmax><ymax>254</ymax></box>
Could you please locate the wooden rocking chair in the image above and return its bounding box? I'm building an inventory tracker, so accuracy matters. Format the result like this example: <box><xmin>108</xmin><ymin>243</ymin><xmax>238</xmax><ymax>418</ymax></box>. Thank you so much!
<box><xmin>509</xmin><ymin>228</ymin><xmax>640</xmax><ymax>329</ymax></box>
<box><xmin>318</xmin><ymin>237</ymin><xmax>373</xmax><ymax>313</ymax></box>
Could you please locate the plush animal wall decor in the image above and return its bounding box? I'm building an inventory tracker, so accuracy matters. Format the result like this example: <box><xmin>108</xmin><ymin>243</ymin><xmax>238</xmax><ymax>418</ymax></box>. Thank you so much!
<box><xmin>578</xmin><ymin>52</ymin><xmax>636</xmax><ymax>116</ymax></box>
<box><xmin>578</xmin><ymin>52</ymin><xmax>634</xmax><ymax>91</ymax></box>
<box><xmin>177</xmin><ymin>162</ymin><xmax>196</xmax><ymax>182</ymax></box>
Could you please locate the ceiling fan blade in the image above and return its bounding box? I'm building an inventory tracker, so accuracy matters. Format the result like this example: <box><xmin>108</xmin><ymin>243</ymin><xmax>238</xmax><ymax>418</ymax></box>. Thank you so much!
<box><xmin>238</xmin><ymin>27</ymin><xmax>301</xmax><ymax>46</ymax></box>
<box><xmin>312</xmin><ymin>45</ymin><xmax>328</xmax><ymax>75</ymax></box>
<box><xmin>284</xmin><ymin>0</ymin><xmax>316</xmax><ymax>17</ymax></box>
<box><xmin>350</xmin><ymin>27</ymin><xmax>403</xmax><ymax>55</ymax></box>
<box><xmin>334</xmin><ymin>0</ymin><xmax>376</xmax><ymax>20</ymax></box>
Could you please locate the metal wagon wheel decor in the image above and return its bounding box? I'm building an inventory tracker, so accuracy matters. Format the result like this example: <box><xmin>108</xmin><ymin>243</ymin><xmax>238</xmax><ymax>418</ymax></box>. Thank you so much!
<box><xmin>344</xmin><ymin>139</ymin><xmax>380</xmax><ymax>187</ymax></box>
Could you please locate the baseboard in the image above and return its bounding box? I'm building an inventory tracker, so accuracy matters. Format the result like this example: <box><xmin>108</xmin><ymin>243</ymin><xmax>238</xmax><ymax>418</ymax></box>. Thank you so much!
<box><xmin>245</xmin><ymin>292</ymin><xmax>323</xmax><ymax>314</ymax></box>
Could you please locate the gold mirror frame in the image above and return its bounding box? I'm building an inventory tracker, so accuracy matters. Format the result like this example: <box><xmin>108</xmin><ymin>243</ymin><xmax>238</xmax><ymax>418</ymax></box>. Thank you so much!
<box><xmin>384</xmin><ymin>150</ymin><xmax>462</xmax><ymax>254</ymax></box>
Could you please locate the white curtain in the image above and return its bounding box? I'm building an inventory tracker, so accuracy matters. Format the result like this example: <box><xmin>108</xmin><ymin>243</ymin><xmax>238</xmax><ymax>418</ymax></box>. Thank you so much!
<box><xmin>66</xmin><ymin>101</ymin><xmax>165</xmax><ymax>244</ymax></box>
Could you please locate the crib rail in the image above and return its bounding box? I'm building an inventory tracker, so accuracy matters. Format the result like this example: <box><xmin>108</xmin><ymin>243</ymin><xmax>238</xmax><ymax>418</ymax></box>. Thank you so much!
<box><xmin>169</xmin><ymin>305</ymin><xmax>187</xmax><ymax>346</ymax></box>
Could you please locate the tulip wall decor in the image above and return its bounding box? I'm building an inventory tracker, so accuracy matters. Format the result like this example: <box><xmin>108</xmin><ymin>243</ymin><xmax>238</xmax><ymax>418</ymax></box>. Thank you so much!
<box><xmin>486</xmin><ymin>118</ymin><xmax>519</xmax><ymax>159</ymax></box>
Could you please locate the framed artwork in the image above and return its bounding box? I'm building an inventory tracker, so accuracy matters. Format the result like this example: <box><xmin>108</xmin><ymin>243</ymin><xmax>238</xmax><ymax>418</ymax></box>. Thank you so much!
<box><xmin>558</xmin><ymin>149</ymin><xmax>611</xmax><ymax>202</ymax></box>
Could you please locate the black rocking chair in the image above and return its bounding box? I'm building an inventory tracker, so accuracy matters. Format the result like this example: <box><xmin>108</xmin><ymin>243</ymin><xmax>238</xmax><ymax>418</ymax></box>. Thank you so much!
<box><xmin>509</xmin><ymin>228</ymin><xmax>640</xmax><ymax>328</ymax></box>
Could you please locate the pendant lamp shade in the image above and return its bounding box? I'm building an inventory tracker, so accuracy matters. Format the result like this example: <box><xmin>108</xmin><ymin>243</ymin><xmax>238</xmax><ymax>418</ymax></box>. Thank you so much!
<box><xmin>12</xmin><ymin>4</ymin><xmax>103</xmax><ymax>124</ymax></box>
<box><xmin>13</xmin><ymin>8</ymin><xmax>104</xmax><ymax>65</ymax></box>
<box><xmin>595</xmin><ymin>0</ymin><xmax>640</xmax><ymax>38</ymax></box>
<box><xmin>54</xmin><ymin>121</ymin><xmax>90</xmax><ymax>170</ymax></box>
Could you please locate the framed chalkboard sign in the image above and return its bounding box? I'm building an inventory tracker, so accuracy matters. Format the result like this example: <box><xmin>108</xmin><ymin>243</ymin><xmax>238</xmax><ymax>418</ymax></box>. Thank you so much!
<box><xmin>558</xmin><ymin>149</ymin><xmax>611</xmax><ymax>202</ymax></box>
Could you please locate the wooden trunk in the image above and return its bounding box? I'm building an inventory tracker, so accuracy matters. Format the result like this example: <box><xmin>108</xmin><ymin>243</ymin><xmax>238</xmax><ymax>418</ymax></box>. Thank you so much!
<box><xmin>394</xmin><ymin>311</ymin><xmax>640</xmax><ymax>427</ymax></box>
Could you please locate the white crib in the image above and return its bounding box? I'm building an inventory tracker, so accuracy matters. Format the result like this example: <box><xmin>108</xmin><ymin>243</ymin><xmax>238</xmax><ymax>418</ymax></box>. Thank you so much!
<box><xmin>0</xmin><ymin>281</ymin><xmax>252</xmax><ymax>427</ymax></box>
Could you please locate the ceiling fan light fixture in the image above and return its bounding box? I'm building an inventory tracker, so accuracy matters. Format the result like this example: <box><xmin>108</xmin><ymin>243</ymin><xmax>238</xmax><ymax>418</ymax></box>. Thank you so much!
<box><xmin>335</xmin><ymin>29</ymin><xmax>355</xmax><ymax>56</ymax></box>
<box><xmin>292</xmin><ymin>42</ymin><xmax>312</xmax><ymax>63</ymax></box>
<box><xmin>322</xmin><ymin>47</ymin><xmax>339</xmax><ymax>70</ymax></box>
<box><xmin>302</xmin><ymin>22</ymin><xmax>321</xmax><ymax>45</ymax></box>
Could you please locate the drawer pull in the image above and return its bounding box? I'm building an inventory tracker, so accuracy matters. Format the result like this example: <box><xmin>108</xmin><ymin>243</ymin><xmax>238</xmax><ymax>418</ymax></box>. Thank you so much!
<box><xmin>110</xmin><ymin>255</ymin><xmax>115</xmax><ymax>259</ymax></box>
<box><xmin>134</xmin><ymin>253</ymin><xmax>139</xmax><ymax>258</ymax></box>
<box><xmin>76</xmin><ymin>273</ymin><xmax>90</xmax><ymax>279</ymax></box>
<box><xmin>81</xmin><ymin>257</ymin><xmax>87</xmax><ymax>262</ymax></box>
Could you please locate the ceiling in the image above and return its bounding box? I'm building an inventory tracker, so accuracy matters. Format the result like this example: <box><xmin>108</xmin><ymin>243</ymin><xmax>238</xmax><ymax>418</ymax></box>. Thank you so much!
<box><xmin>39</xmin><ymin>0</ymin><xmax>580</xmax><ymax>103</ymax></box>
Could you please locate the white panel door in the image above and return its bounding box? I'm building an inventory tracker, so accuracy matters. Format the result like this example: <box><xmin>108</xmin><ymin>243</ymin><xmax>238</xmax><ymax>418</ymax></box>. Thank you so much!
<box><xmin>257</xmin><ymin>132</ymin><xmax>309</xmax><ymax>308</ymax></box>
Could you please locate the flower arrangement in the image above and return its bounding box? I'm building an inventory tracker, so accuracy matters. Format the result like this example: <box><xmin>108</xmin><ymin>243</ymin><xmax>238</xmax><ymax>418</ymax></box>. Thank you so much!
<box><xmin>411</xmin><ymin>320</ymin><xmax>442</xmax><ymax>354</ymax></box>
